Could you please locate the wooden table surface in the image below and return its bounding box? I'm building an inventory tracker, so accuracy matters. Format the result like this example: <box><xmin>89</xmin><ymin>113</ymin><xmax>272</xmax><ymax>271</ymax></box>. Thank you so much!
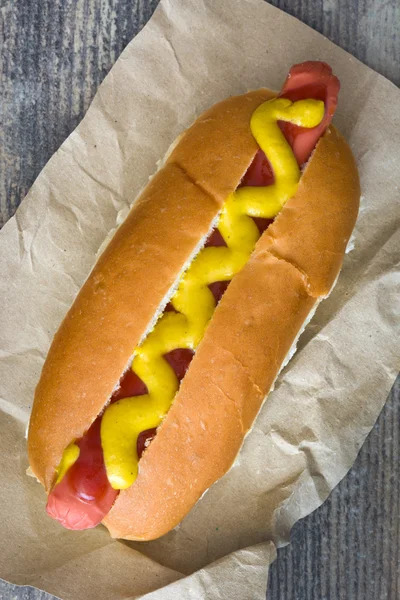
<box><xmin>0</xmin><ymin>1</ymin><xmax>399</xmax><ymax>598</ymax></box>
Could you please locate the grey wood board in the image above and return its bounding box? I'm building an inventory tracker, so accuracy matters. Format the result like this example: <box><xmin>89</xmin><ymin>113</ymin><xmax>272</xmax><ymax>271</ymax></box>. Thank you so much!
<box><xmin>0</xmin><ymin>1</ymin><xmax>399</xmax><ymax>599</ymax></box>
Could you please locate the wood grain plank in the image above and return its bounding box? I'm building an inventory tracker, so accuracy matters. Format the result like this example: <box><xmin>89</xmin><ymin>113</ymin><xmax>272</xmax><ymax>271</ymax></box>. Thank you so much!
<box><xmin>0</xmin><ymin>1</ymin><xmax>398</xmax><ymax>599</ymax></box>
<box><xmin>0</xmin><ymin>0</ymin><xmax>160</xmax><ymax>227</ymax></box>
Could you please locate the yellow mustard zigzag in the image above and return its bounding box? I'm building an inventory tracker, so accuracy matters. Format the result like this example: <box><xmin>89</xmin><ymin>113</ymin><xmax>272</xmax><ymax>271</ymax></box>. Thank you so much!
<box><xmin>55</xmin><ymin>98</ymin><xmax>324</xmax><ymax>490</ymax></box>
<box><xmin>100</xmin><ymin>97</ymin><xmax>324</xmax><ymax>490</ymax></box>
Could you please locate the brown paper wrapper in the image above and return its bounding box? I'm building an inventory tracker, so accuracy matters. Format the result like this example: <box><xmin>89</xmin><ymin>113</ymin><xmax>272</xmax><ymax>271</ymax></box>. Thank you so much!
<box><xmin>0</xmin><ymin>0</ymin><xmax>399</xmax><ymax>598</ymax></box>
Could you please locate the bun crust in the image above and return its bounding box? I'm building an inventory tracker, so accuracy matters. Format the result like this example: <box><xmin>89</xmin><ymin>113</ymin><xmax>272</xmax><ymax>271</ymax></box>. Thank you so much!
<box><xmin>28</xmin><ymin>88</ymin><xmax>360</xmax><ymax>540</ymax></box>
<box><xmin>103</xmin><ymin>126</ymin><xmax>360</xmax><ymax>540</ymax></box>
<box><xmin>28</xmin><ymin>89</ymin><xmax>274</xmax><ymax>489</ymax></box>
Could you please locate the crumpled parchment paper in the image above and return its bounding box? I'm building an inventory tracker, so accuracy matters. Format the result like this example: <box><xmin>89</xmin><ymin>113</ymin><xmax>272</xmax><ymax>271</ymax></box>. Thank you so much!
<box><xmin>0</xmin><ymin>0</ymin><xmax>399</xmax><ymax>598</ymax></box>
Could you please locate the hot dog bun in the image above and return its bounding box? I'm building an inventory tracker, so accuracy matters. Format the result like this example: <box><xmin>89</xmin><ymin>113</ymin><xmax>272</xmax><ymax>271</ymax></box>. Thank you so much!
<box><xmin>28</xmin><ymin>89</ymin><xmax>275</xmax><ymax>490</ymax></box>
<box><xmin>28</xmin><ymin>90</ymin><xmax>360</xmax><ymax>540</ymax></box>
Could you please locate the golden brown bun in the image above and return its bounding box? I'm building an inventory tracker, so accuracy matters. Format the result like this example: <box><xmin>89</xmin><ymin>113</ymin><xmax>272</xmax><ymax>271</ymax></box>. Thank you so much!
<box><xmin>103</xmin><ymin>126</ymin><xmax>360</xmax><ymax>540</ymax></box>
<box><xmin>28</xmin><ymin>89</ymin><xmax>275</xmax><ymax>489</ymax></box>
<box><xmin>103</xmin><ymin>255</ymin><xmax>316</xmax><ymax>540</ymax></box>
<box><xmin>28</xmin><ymin>88</ymin><xmax>360</xmax><ymax>540</ymax></box>
<box><xmin>262</xmin><ymin>127</ymin><xmax>360</xmax><ymax>297</ymax></box>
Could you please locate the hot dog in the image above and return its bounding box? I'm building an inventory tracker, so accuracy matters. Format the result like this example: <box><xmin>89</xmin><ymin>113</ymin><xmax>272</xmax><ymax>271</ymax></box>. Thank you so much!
<box><xmin>28</xmin><ymin>62</ymin><xmax>360</xmax><ymax>540</ymax></box>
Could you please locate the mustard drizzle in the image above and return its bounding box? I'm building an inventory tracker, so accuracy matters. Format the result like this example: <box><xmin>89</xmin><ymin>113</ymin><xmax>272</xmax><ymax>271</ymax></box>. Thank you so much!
<box><xmin>55</xmin><ymin>442</ymin><xmax>80</xmax><ymax>485</ymax></box>
<box><xmin>56</xmin><ymin>98</ymin><xmax>324</xmax><ymax>490</ymax></box>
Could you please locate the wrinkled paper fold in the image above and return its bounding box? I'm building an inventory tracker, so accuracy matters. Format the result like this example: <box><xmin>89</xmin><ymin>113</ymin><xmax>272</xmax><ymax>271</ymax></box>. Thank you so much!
<box><xmin>0</xmin><ymin>0</ymin><xmax>399</xmax><ymax>598</ymax></box>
